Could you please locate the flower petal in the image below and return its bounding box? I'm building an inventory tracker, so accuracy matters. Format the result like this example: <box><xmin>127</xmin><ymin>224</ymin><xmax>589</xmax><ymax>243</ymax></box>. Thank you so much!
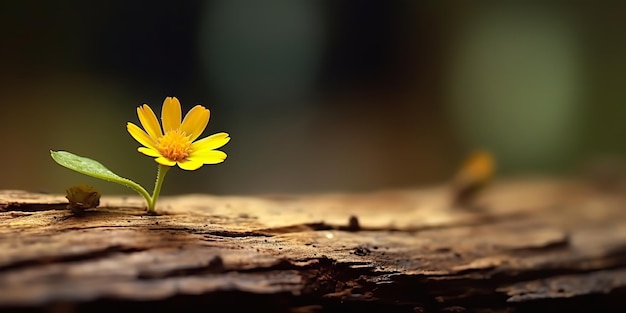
<box><xmin>188</xmin><ymin>150</ymin><xmax>227</xmax><ymax>164</ymax></box>
<box><xmin>191</xmin><ymin>133</ymin><xmax>230</xmax><ymax>151</ymax></box>
<box><xmin>127</xmin><ymin>122</ymin><xmax>157</xmax><ymax>150</ymax></box>
<box><xmin>137</xmin><ymin>104</ymin><xmax>162</xmax><ymax>139</ymax></box>
<box><xmin>155</xmin><ymin>156</ymin><xmax>176</xmax><ymax>167</ymax></box>
<box><xmin>162</xmin><ymin>97</ymin><xmax>182</xmax><ymax>132</ymax></box>
<box><xmin>138</xmin><ymin>147</ymin><xmax>162</xmax><ymax>157</ymax></box>
<box><xmin>180</xmin><ymin>105</ymin><xmax>210</xmax><ymax>141</ymax></box>
<box><xmin>177</xmin><ymin>159</ymin><xmax>204</xmax><ymax>171</ymax></box>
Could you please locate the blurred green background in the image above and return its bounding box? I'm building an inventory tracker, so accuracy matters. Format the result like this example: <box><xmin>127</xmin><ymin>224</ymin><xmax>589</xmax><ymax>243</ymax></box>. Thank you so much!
<box><xmin>1</xmin><ymin>1</ymin><xmax>625</xmax><ymax>196</ymax></box>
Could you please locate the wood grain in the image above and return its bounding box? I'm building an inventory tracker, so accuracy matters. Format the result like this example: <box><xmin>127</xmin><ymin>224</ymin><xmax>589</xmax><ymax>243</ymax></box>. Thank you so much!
<box><xmin>1</xmin><ymin>178</ymin><xmax>626</xmax><ymax>312</ymax></box>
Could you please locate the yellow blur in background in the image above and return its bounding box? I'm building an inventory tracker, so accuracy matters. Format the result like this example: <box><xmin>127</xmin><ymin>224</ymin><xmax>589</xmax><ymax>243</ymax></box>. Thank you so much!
<box><xmin>1</xmin><ymin>2</ymin><xmax>625</xmax><ymax>196</ymax></box>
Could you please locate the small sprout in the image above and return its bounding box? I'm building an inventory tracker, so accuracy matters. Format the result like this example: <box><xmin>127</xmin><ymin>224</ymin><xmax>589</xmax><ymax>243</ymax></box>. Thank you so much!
<box><xmin>65</xmin><ymin>184</ymin><xmax>101</xmax><ymax>215</ymax></box>
<box><xmin>51</xmin><ymin>97</ymin><xmax>230</xmax><ymax>214</ymax></box>
<box><xmin>451</xmin><ymin>150</ymin><xmax>496</xmax><ymax>207</ymax></box>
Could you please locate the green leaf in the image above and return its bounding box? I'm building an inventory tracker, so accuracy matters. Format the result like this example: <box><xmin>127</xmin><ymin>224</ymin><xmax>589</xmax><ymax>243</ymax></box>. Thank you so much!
<box><xmin>50</xmin><ymin>150</ymin><xmax>151</xmax><ymax>203</ymax></box>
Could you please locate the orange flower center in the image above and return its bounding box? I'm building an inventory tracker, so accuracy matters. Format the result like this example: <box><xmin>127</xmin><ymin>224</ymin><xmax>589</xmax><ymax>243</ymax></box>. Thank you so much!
<box><xmin>157</xmin><ymin>131</ymin><xmax>192</xmax><ymax>162</ymax></box>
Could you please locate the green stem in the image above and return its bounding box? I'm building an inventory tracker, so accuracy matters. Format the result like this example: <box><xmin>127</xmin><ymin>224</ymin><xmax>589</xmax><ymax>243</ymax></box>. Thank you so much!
<box><xmin>124</xmin><ymin>180</ymin><xmax>152</xmax><ymax>207</ymax></box>
<box><xmin>148</xmin><ymin>164</ymin><xmax>170</xmax><ymax>214</ymax></box>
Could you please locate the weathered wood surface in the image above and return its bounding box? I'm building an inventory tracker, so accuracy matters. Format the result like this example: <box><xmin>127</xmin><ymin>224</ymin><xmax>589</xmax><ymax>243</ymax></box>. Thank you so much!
<box><xmin>1</xmin><ymin>178</ymin><xmax>626</xmax><ymax>312</ymax></box>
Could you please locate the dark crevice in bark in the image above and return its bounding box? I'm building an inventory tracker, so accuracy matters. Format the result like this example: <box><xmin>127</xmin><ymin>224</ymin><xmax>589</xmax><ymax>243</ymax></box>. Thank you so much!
<box><xmin>0</xmin><ymin>245</ymin><xmax>146</xmax><ymax>273</ymax></box>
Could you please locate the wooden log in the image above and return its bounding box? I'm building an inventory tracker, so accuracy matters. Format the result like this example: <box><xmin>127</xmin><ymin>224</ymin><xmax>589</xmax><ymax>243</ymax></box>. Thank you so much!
<box><xmin>1</xmin><ymin>178</ymin><xmax>626</xmax><ymax>312</ymax></box>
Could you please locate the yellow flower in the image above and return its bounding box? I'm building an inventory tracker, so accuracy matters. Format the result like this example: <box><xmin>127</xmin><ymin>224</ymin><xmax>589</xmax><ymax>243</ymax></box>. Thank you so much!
<box><xmin>127</xmin><ymin>97</ymin><xmax>230</xmax><ymax>170</ymax></box>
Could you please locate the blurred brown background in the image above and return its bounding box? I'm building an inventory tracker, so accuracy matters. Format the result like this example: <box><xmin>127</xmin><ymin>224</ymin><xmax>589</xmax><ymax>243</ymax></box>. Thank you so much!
<box><xmin>1</xmin><ymin>1</ymin><xmax>625</xmax><ymax>196</ymax></box>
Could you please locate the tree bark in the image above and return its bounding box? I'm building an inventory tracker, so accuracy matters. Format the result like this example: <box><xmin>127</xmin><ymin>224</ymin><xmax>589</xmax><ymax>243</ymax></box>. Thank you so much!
<box><xmin>1</xmin><ymin>178</ymin><xmax>626</xmax><ymax>312</ymax></box>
